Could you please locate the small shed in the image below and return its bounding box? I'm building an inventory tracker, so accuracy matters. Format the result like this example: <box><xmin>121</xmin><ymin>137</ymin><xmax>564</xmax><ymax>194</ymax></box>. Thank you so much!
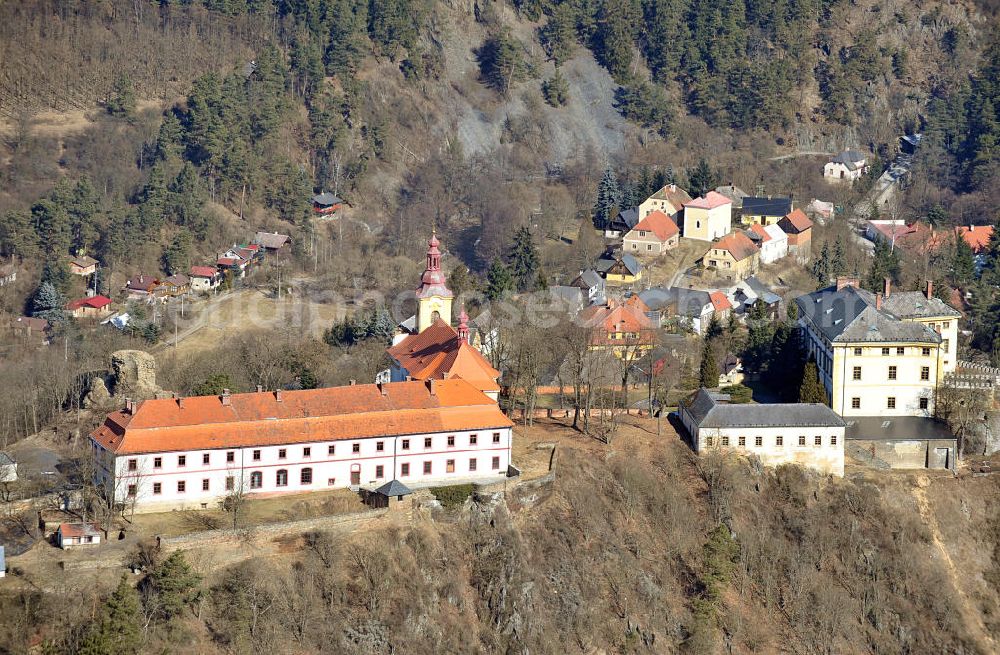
<box><xmin>312</xmin><ymin>192</ymin><xmax>343</xmax><ymax>215</ymax></box>
<box><xmin>368</xmin><ymin>480</ymin><xmax>413</xmax><ymax>509</ymax></box>
<box><xmin>846</xmin><ymin>416</ymin><xmax>956</xmax><ymax>471</ymax></box>
<box><xmin>57</xmin><ymin>522</ymin><xmax>102</xmax><ymax>549</ymax></box>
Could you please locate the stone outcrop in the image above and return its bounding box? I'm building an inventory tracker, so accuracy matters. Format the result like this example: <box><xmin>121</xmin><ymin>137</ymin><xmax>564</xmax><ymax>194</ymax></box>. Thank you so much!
<box><xmin>110</xmin><ymin>350</ymin><xmax>160</xmax><ymax>399</ymax></box>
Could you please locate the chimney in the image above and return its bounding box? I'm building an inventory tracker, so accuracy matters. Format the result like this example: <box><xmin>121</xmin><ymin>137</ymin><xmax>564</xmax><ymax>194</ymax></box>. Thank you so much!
<box><xmin>275</xmin><ymin>389</ymin><xmax>283</xmax><ymax>402</ymax></box>
<box><xmin>177</xmin><ymin>396</ymin><xmax>185</xmax><ymax>409</ymax></box>
<box><xmin>349</xmin><ymin>379</ymin><xmax>356</xmax><ymax>385</ymax></box>
<box><xmin>442</xmin><ymin>371</ymin><xmax>451</xmax><ymax>379</ymax></box>
<box><xmin>221</xmin><ymin>389</ymin><xmax>231</xmax><ymax>406</ymax></box>
<box><xmin>875</xmin><ymin>292</ymin><xmax>883</xmax><ymax>310</ymax></box>
<box><xmin>836</xmin><ymin>276</ymin><xmax>859</xmax><ymax>291</ymax></box>
<box><xmin>427</xmin><ymin>378</ymin><xmax>437</xmax><ymax>396</ymax></box>
<box><xmin>256</xmin><ymin>385</ymin><xmax>263</xmax><ymax>393</ymax></box>
<box><xmin>669</xmin><ymin>183</ymin><xmax>675</xmax><ymax>192</ymax></box>
<box><xmin>925</xmin><ymin>280</ymin><xmax>933</xmax><ymax>300</ymax></box>
<box><xmin>124</xmin><ymin>397</ymin><xmax>134</xmax><ymax>414</ymax></box>
<box><xmin>378</xmin><ymin>383</ymin><xmax>388</xmax><ymax>396</ymax></box>
<box><xmin>883</xmin><ymin>277</ymin><xmax>891</xmax><ymax>298</ymax></box>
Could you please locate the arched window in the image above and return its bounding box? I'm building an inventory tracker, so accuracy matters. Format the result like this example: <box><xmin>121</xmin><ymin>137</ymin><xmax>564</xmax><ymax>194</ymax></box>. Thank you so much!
<box><xmin>250</xmin><ymin>471</ymin><xmax>262</xmax><ymax>489</ymax></box>
<box><xmin>301</xmin><ymin>467</ymin><xmax>313</xmax><ymax>485</ymax></box>
<box><xmin>431</xmin><ymin>310</ymin><xmax>440</xmax><ymax>322</ymax></box>
<box><xmin>276</xmin><ymin>469</ymin><xmax>288</xmax><ymax>487</ymax></box>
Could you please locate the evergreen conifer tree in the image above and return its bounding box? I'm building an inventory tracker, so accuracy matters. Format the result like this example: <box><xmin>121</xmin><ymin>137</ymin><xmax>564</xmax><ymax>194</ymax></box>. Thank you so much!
<box><xmin>699</xmin><ymin>338</ymin><xmax>718</xmax><ymax>389</ymax></box>
<box><xmin>485</xmin><ymin>259</ymin><xmax>514</xmax><ymax>301</ymax></box>
<box><xmin>951</xmin><ymin>233</ymin><xmax>977</xmax><ymax>287</ymax></box>
<box><xmin>31</xmin><ymin>282</ymin><xmax>67</xmax><ymax>325</ymax></box>
<box><xmin>798</xmin><ymin>359</ymin><xmax>828</xmax><ymax>404</ymax></box>
<box><xmin>594</xmin><ymin>167</ymin><xmax>621</xmax><ymax>229</ymax></box>
<box><xmin>150</xmin><ymin>551</ymin><xmax>202</xmax><ymax>621</ymax></box>
<box><xmin>78</xmin><ymin>574</ymin><xmax>143</xmax><ymax>655</ymax></box>
<box><xmin>687</xmin><ymin>158</ymin><xmax>718</xmax><ymax>198</ymax></box>
<box><xmin>507</xmin><ymin>226</ymin><xmax>540</xmax><ymax>292</ymax></box>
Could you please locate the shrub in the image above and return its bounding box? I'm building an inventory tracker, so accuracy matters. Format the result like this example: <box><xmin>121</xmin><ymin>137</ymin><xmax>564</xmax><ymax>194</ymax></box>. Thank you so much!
<box><xmin>430</xmin><ymin>484</ymin><xmax>475</xmax><ymax>509</ymax></box>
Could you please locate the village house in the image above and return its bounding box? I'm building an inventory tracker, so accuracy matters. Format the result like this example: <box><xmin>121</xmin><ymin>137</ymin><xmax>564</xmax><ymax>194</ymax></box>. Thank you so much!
<box><xmin>66</xmin><ymin>295</ymin><xmax>113</xmax><ymax>319</ymax></box>
<box><xmin>717</xmin><ymin>355</ymin><xmax>744</xmax><ymax>387</ymax></box>
<box><xmin>596</xmin><ymin>252</ymin><xmax>643</xmax><ymax>285</ymax></box>
<box><xmin>709</xmin><ymin>291</ymin><xmax>732</xmax><ymax>322</ymax></box>
<box><xmin>623</xmin><ymin>210</ymin><xmax>680</xmax><ymax>255</ymax></box>
<box><xmin>795</xmin><ymin>277</ymin><xmax>960</xmax><ymax>417</ymax></box>
<box><xmin>160</xmin><ymin>274</ymin><xmax>190</xmax><ymax>297</ymax></box>
<box><xmin>570</xmin><ymin>269</ymin><xmax>606</xmax><ymax>306</ymax></box>
<box><xmin>89</xmin><ymin>379</ymin><xmax>514</xmax><ymax>512</ymax></box>
<box><xmin>682</xmin><ymin>191</ymin><xmax>733</xmax><ymax>241</ymax></box>
<box><xmin>730</xmin><ymin>277</ymin><xmax>782</xmax><ymax>319</ymax></box>
<box><xmin>680</xmin><ymin>388</ymin><xmax>846</xmax><ymax>477</ymax></box>
<box><xmin>9</xmin><ymin>316</ymin><xmax>49</xmax><ymax>343</ymax></box>
<box><xmin>124</xmin><ymin>274</ymin><xmax>160</xmax><ymax>300</ymax></box>
<box><xmin>0</xmin><ymin>260</ymin><xmax>16</xmax><ymax>287</ymax></box>
<box><xmin>824</xmin><ymin>150</ymin><xmax>868</xmax><ymax>182</ymax></box>
<box><xmin>714</xmin><ymin>184</ymin><xmax>748</xmax><ymax>210</ymax></box>
<box><xmin>69</xmin><ymin>255</ymin><xmax>98</xmax><ymax>277</ymax></box>
<box><xmin>604</xmin><ymin>207</ymin><xmax>639</xmax><ymax>238</ymax></box>
<box><xmin>638</xmin><ymin>287</ymin><xmax>715</xmax><ymax>335</ymax></box>
<box><xmin>741</xmin><ymin>196</ymin><xmax>792</xmax><ymax>226</ymax></box>
<box><xmin>312</xmin><ymin>192</ymin><xmax>343</xmax><ymax>216</ymax></box>
<box><xmin>189</xmin><ymin>266</ymin><xmax>221</xmax><ymax>292</ymax></box>
<box><xmin>216</xmin><ymin>256</ymin><xmax>244</xmax><ymax>279</ymax></box>
<box><xmin>703</xmin><ymin>231</ymin><xmax>759</xmax><ymax>282</ymax></box>
<box><xmin>57</xmin><ymin>522</ymin><xmax>102</xmax><ymax>549</ymax></box>
<box><xmin>638</xmin><ymin>183</ymin><xmax>691</xmax><ymax>218</ymax></box>
<box><xmin>254</xmin><ymin>231</ymin><xmax>292</xmax><ymax>254</ymax></box>
<box><xmin>578</xmin><ymin>299</ymin><xmax>656</xmax><ymax>359</ymax></box>
<box><xmin>805</xmin><ymin>199</ymin><xmax>835</xmax><ymax>224</ymax></box>
<box><xmin>778</xmin><ymin>209</ymin><xmax>813</xmax><ymax>262</ymax></box>
<box><xmin>748</xmin><ymin>222</ymin><xmax>789</xmax><ymax>264</ymax></box>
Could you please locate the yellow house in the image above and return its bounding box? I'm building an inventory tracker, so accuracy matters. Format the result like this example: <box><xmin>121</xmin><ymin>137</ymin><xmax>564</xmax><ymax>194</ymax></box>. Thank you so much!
<box><xmin>795</xmin><ymin>278</ymin><xmax>961</xmax><ymax>417</ymax></box>
<box><xmin>578</xmin><ymin>298</ymin><xmax>656</xmax><ymax>360</ymax></box>
<box><xmin>703</xmin><ymin>232</ymin><xmax>759</xmax><ymax>281</ymax></box>
<box><xmin>597</xmin><ymin>253</ymin><xmax>642</xmax><ymax>285</ymax></box>
<box><xmin>740</xmin><ymin>196</ymin><xmax>792</xmax><ymax>226</ymax></box>
<box><xmin>683</xmin><ymin>191</ymin><xmax>733</xmax><ymax>241</ymax></box>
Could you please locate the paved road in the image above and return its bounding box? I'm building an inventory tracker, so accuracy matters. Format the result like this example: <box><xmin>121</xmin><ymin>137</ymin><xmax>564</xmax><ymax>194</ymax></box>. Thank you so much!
<box><xmin>766</xmin><ymin>150</ymin><xmax>834</xmax><ymax>162</ymax></box>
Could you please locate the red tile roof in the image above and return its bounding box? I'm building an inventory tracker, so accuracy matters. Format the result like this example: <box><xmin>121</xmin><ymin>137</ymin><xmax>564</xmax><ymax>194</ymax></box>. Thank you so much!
<box><xmin>713</xmin><ymin>232</ymin><xmax>759</xmax><ymax>262</ymax></box>
<box><xmin>748</xmin><ymin>223</ymin><xmax>771</xmax><ymax>242</ymax></box>
<box><xmin>709</xmin><ymin>291</ymin><xmax>732</xmax><ymax>312</ymax></box>
<box><xmin>685</xmin><ymin>191</ymin><xmax>732</xmax><ymax>210</ymax></box>
<box><xmin>90</xmin><ymin>379</ymin><xmax>510</xmax><ymax>455</ymax></box>
<box><xmin>956</xmin><ymin>225</ymin><xmax>993</xmax><ymax>252</ymax></box>
<box><xmin>578</xmin><ymin>302</ymin><xmax>655</xmax><ymax>347</ymax></box>
<box><xmin>781</xmin><ymin>208</ymin><xmax>813</xmax><ymax>232</ymax></box>
<box><xmin>190</xmin><ymin>265</ymin><xmax>218</xmax><ymax>278</ymax></box>
<box><xmin>58</xmin><ymin>522</ymin><xmax>101</xmax><ymax>538</ymax></box>
<box><xmin>387</xmin><ymin>320</ymin><xmax>501</xmax><ymax>393</ymax></box>
<box><xmin>66</xmin><ymin>295</ymin><xmax>112</xmax><ymax>310</ymax></box>
<box><xmin>217</xmin><ymin>258</ymin><xmax>238</xmax><ymax>267</ymax></box>
<box><xmin>629</xmin><ymin>210</ymin><xmax>679</xmax><ymax>242</ymax></box>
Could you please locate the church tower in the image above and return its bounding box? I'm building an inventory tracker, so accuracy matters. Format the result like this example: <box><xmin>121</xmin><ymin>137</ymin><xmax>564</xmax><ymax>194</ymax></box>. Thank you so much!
<box><xmin>415</xmin><ymin>231</ymin><xmax>454</xmax><ymax>333</ymax></box>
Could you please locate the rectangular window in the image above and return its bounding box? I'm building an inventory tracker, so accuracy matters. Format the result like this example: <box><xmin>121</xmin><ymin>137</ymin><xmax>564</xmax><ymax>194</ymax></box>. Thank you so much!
<box><xmin>177</xmin><ymin>481</ymin><xmax>186</xmax><ymax>493</ymax></box>
<box><xmin>721</xmin><ymin>436</ymin><xmax>730</xmax><ymax>446</ymax></box>
<box><xmin>922</xmin><ymin>347</ymin><xmax>931</xmax><ymax>356</ymax></box>
<box><xmin>776</xmin><ymin>436</ymin><xmax>783</xmax><ymax>447</ymax></box>
<box><xmin>493</xmin><ymin>432</ymin><xmax>501</xmax><ymax>444</ymax></box>
<box><xmin>376</xmin><ymin>441</ymin><xmax>384</xmax><ymax>452</ymax></box>
<box><xmin>888</xmin><ymin>366</ymin><xmax>897</xmax><ymax>380</ymax></box>
<box><xmin>127</xmin><ymin>458</ymin><xmax>137</xmax><ymax>471</ymax></box>
<box><xmin>814</xmin><ymin>436</ymin><xmax>822</xmax><ymax>446</ymax></box>
<box><xmin>851</xmin><ymin>397</ymin><xmax>861</xmax><ymax>409</ymax></box>
<box><xmin>328</xmin><ymin>478</ymin><xmax>336</xmax><ymax>486</ymax></box>
<box><xmin>127</xmin><ymin>484</ymin><xmax>136</xmax><ymax>496</ymax></box>
<box><xmin>919</xmin><ymin>397</ymin><xmax>929</xmax><ymax>410</ymax></box>
<box><xmin>202</xmin><ymin>453</ymin><xmax>210</xmax><ymax>465</ymax></box>
<box><xmin>469</xmin><ymin>458</ymin><xmax>477</xmax><ymax>471</ymax></box>
<box><xmin>882</xmin><ymin>347</ymin><xmax>890</xmax><ymax>356</ymax></box>
<box><xmin>153</xmin><ymin>482</ymin><xmax>162</xmax><ymax>495</ymax></box>
<box><xmin>447</xmin><ymin>435</ymin><xmax>455</xmax><ymax>447</ymax></box>
<box><xmin>424</xmin><ymin>437</ymin><xmax>432</xmax><ymax>449</ymax></box>
<box><xmin>303</xmin><ymin>447</ymin><xmax>311</xmax><ymax>458</ymax></box>
<box><xmin>328</xmin><ymin>445</ymin><xmax>336</xmax><ymax>455</ymax></box>
<box><xmin>227</xmin><ymin>451</ymin><xmax>235</xmax><ymax>463</ymax></box>
<box><xmin>375</xmin><ymin>465</ymin><xmax>384</xmax><ymax>478</ymax></box>
<box><xmin>154</xmin><ymin>457</ymin><xmax>162</xmax><ymax>469</ymax></box>
<box><xmin>706</xmin><ymin>436</ymin><xmax>714</xmax><ymax>447</ymax></box>
<box><xmin>921</xmin><ymin>366</ymin><xmax>930</xmax><ymax>381</ymax></box>
<box><xmin>352</xmin><ymin>443</ymin><xmax>360</xmax><ymax>453</ymax></box>
<box><xmin>887</xmin><ymin>397</ymin><xmax>896</xmax><ymax>409</ymax></box>
<box><xmin>202</xmin><ymin>479</ymin><xmax>209</xmax><ymax>491</ymax></box>
<box><xmin>854</xmin><ymin>347</ymin><xmax>862</xmax><ymax>356</ymax></box>
<box><xmin>755</xmin><ymin>436</ymin><xmax>762</xmax><ymax>447</ymax></box>
<box><xmin>178</xmin><ymin>455</ymin><xmax>186</xmax><ymax>467</ymax></box>
<box><xmin>446</xmin><ymin>459</ymin><xmax>455</xmax><ymax>473</ymax></box>
<box><xmin>896</xmin><ymin>347</ymin><xmax>905</xmax><ymax>355</ymax></box>
<box><xmin>798</xmin><ymin>436</ymin><xmax>806</xmax><ymax>446</ymax></box>
<box><xmin>943</xmin><ymin>338</ymin><xmax>950</xmax><ymax>352</ymax></box>
<box><xmin>738</xmin><ymin>436</ymin><xmax>746</xmax><ymax>447</ymax></box>
<box><xmin>831</xmin><ymin>435</ymin><xmax>838</xmax><ymax>446</ymax></box>
<box><xmin>401</xmin><ymin>463</ymin><xmax>410</xmax><ymax>476</ymax></box>
<box><xmin>469</xmin><ymin>434</ymin><xmax>478</xmax><ymax>445</ymax></box>
<box><xmin>252</xmin><ymin>450</ymin><xmax>261</xmax><ymax>461</ymax></box>
<box><xmin>402</xmin><ymin>439</ymin><xmax>410</xmax><ymax>450</ymax></box>
<box><xmin>226</xmin><ymin>476</ymin><xmax>234</xmax><ymax>491</ymax></box>
<box><xmin>492</xmin><ymin>456</ymin><xmax>500</xmax><ymax>470</ymax></box>
<box><xmin>423</xmin><ymin>461</ymin><xmax>432</xmax><ymax>474</ymax></box>
<box><xmin>852</xmin><ymin>366</ymin><xmax>861</xmax><ymax>381</ymax></box>
<box><xmin>278</xmin><ymin>449</ymin><xmax>286</xmax><ymax>459</ymax></box>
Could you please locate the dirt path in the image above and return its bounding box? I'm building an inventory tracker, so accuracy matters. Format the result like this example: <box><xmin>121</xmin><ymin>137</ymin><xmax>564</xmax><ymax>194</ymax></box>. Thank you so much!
<box><xmin>912</xmin><ymin>476</ymin><xmax>995</xmax><ymax>654</ymax></box>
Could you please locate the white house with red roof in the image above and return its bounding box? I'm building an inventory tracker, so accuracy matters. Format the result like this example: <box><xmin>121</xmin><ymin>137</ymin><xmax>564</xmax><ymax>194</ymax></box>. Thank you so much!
<box><xmin>189</xmin><ymin>265</ymin><xmax>221</xmax><ymax>292</ymax></box>
<box><xmin>623</xmin><ymin>210</ymin><xmax>680</xmax><ymax>255</ymax></box>
<box><xmin>683</xmin><ymin>191</ymin><xmax>733</xmax><ymax>241</ymax></box>
<box><xmin>89</xmin><ymin>380</ymin><xmax>513</xmax><ymax>511</ymax></box>
<box><xmin>748</xmin><ymin>223</ymin><xmax>788</xmax><ymax>264</ymax></box>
